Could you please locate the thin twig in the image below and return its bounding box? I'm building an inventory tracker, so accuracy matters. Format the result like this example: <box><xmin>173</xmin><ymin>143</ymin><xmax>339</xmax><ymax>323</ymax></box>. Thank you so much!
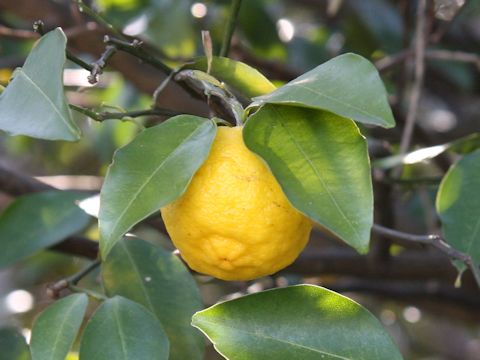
<box><xmin>73</xmin><ymin>0</ymin><xmax>127</xmax><ymax>40</ymax></box>
<box><xmin>104</xmin><ymin>36</ymin><xmax>171</xmax><ymax>75</ymax></box>
<box><xmin>372</xmin><ymin>224</ymin><xmax>480</xmax><ymax>288</ymax></box>
<box><xmin>88</xmin><ymin>43</ymin><xmax>117</xmax><ymax>84</ymax></box>
<box><xmin>398</xmin><ymin>0</ymin><xmax>427</xmax><ymax>157</ymax></box>
<box><xmin>427</xmin><ymin>49</ymin><xmax>480</xmax><ymax>69</ymax></box>
<box><xmin>0</xmin><ymin>25</ymin><xmax>39</xmax><ymax>39</ymax></box>
<box><xmin>69</xmin><ymin>104</ymin><xmax>182</xmax><ymax>122</ymax></box>
<box><xmin>220</xmin><ymin>0</ymin><xmax>243</xmax><ymax>57</ymax></box>
<box><xmin>32</xmin><ymin>20</ymin><xmax>93</xmax><ymax>71</ymax></box>
<box><xmin>47</xmin><ymin>260</ymin><xmax>100</xmax><ymax>298</ymax></box>
<box><xmin>376</xmin><ymin>49</ymin><xmax>480</xmax><ymax>72</ymax></box>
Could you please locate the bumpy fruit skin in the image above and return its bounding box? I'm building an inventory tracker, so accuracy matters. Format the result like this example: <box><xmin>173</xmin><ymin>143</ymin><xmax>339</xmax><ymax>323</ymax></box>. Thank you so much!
<box><xmin>161</xmin><ymin>126</ymin><xmax>312</xmax><ymax>280</ymax></box>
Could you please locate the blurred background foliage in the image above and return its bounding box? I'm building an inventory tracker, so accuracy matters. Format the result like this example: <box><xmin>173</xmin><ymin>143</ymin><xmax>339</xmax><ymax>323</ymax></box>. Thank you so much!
<box><xmin>1</xmin><ymin>0</ymin><xmax>480</xmax><ymax>359</ymax></box>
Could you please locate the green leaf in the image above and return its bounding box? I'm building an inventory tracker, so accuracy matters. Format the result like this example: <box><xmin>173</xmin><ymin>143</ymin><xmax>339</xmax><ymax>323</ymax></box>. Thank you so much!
<box><xmin>0</xmin><ymin>28</ymin><xmax>80</xmax><ymax>141</ymax></box>
<box><xmin>436</xmin><ymin>150</ymin><xmax>480</xmax><ymax>273</ymax></box>
<box><xmin>374</xmin><ymin>132</ymin><xmax>480</xmax><ymax>169</ymax></box>
<box><xmin>0</xmin><ymin>191</ymin><xmax>91</xmax><ymax>268</ymax></box>
<box><xmin>192</xmin><ymin>285</ymin><xmax>403</xmax><ymax>360</ymax></box>
<box><xmin>0</xmin><ymin>327</ymin><xmax>30</xmax><ymax>360</ymax></box>
<box><xmin>187</xmin><ymin>56</ymin><xmax>276</xmax><ymax>98</ymax></box>
<box><xmin>252</xmin><ymin>53</ymin><xmax>395</xmax><ymax>128</ymax></box>
<box><xmin>30</xmin><ymin>294</ymin><xmax>88</xmax><ymax>360</ymax></box>
<box><xmin>99</xmin><ymin>115</ymin><xmax>216</xmax><ymax>258</ymax></box>
<box><xmin>79</xmin><ymin>296</ymin><xmax>169</xmax><ymax>360</ymax></box>
<box><xmin>244</xmin><ymin>105</ymin><xmax>373</xmax><ymax>252</ymax></box>
<box><xmin>102</xmin><ymin>238</ymin><xmax>204</xmax><ymax>360</ymax></box>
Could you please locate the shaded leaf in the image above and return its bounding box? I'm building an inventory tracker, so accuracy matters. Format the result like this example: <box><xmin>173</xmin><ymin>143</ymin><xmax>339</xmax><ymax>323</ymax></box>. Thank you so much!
<box><xmin>0</xmin><ymin>28</ymin><xmax>80</xmax><ymax>141</ymax></box>
<box><xmin>79</xmin><ymin>296</ymin><xmax>169</xmax><ymax>360</ymax></box>
<box><xmin>0</xmin><ymin>191</ymin><xmax>91</xmax><ymax>268</ymax></box>
<box><xmin>99</xmin><ymin>115</ymin><xmax>216</xmax><ymax>258</ymax></box>
<box><xmin>436</xmin><ymin>150</ymin><xmax>480</xmax><ymax>273</ymax></box>
<box><xmin>0</xmin><ymin>327</ymin><xmax>30</xmax><ymax>360</ymax></box>
<box><xmin>192</xmin><ymin>285</ymin><xmax>403</xmax><ymax>360</ymax></box>
<box><xmin>102</xmin><ymin>238</ymin><xmax>204</xmax><ymax>360</ymax></box>
<box><xmin>187</xmin><ymin>56</ymin><xmax>276</xmax><ymax>98</ymax></box>
<box><xmin>244</xmin><ymin>105</ymin><xmax>373</xmax><ymax>252</ymax></box>
<box><xmin>253</xmin><ymin>53</ymin><xmax>395</xmax><ymax>128</ymax></box>
<box><xmin>30</xmin><ymin>294</ymin><xmax>88</xmax><ymax>360</ymax></box>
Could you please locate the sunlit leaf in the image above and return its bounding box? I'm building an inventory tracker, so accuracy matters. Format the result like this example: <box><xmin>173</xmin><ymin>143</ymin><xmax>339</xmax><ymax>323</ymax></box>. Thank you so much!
<box><xmin>99</xmin><ymin>115</ymin><xmax>216</xmax><ymax>258</ymax></box>
<box><xmin>192</xmin><ymin>285</ymin><xmax>403</xmax><ymax>360</ymax></box>
<box><xmin>244</xmin><ymin>104</ymin><xmax>373</xmax><ymax>252</ymax></box>
<box><xmin>253</xmin><ymin>53</ymin><xmax>395</xmax><ymax>128</ymax></box>
<box><xmin>187</xmin><ymin>56</ymin><xmax>276</xmax><ymax>98</ymax></box>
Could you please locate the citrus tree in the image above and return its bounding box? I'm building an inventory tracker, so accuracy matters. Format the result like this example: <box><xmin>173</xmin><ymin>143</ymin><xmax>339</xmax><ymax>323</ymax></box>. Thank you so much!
<box><xmin>1</xmin><ymin>0</ymin><xmax>479</xmax><ymax>359</ymax></box>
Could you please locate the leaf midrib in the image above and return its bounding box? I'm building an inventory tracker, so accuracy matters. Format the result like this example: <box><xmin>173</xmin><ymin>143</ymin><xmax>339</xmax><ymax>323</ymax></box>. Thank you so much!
<box><xmin>104</xmin><ymin>121</ymin><xmax>211</xmax><ymax>246</ymax></box>
<box><xmin>195</xmin><ymin>318</ymin><xmax>352</xmax><ymax>360</ymax></box>
<box><xmin>49</xmin><ymin>296</ymin><xmax>83</xmax><ymax>358</ymax></box>
<box><xmin>112</xmin><ymin>300</ymin><xmax>129</xmax><ymax>359</ymax></box>
<box><xmin>119</xmin><ymin>241</ymin><xmax>156</xmax><ymax>315</ymax></box>
<box><xmin>272</xmin><ymin>107</ymin><xmax>362</xmax><ymax>243</ymax></box>
<box><xmin>285</xmin><ymin>82</ymin><xmax>385</xmax><ymax>125</ymax></box>
<box><xmin>16</xmin><ymin>70</ymin><xmax>77</xmax><ymax>134</ymax></box>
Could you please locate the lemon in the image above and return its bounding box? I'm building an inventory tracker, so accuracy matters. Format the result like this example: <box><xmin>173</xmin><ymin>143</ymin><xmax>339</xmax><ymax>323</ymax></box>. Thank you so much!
<box><xmin>161</xmin><ymin>126</ymin><xmax>312</xmax><ymax>280</ymax></box>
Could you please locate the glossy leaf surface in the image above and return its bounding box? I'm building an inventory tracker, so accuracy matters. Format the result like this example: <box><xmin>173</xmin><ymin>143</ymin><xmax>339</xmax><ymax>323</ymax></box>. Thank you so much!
<box><xmin>187</xmin><ymin>56</ymin><xmax>276</xmax><ymax>98</ymax></box>
<box><xmin>102</xmin><ymin>238</ymin><xmax>204</xmax><ymax>360</ymax></box>
<box><xmin>99</xmin><ymin>115</ymin><xmax>216</xmax><ymax>258</ymax></box>
<box><xmin>244</xmin><ymin>105</ymin><xmax>373</xmax><ymax>252</ymax></box>
<box><xmin>79</xmin><ymin>296</ymin><xmax>169</xmax><ymax>360</ymax></box>
<box><xmin>30</xmin><ymin>294</ymin><xmax>88</xmax><ymax>360</ymax></box>
<box><xmin>253</xmin><ymin>53</ymin><xmax>395</xmax><ymax>128</ymax></box>
<box><xmin>193</xmin><ymin>285</ymin><xmax>403</xmax><ymax>360</ymax></box>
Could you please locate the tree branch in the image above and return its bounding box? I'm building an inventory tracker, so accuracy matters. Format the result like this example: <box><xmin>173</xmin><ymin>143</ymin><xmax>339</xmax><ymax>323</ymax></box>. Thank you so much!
<box><xmin>397</xmin><ymin>0</ymin><xmax>427</xmax><ymax>160</ymax></box>
<box><xmin>88</xmin><ymin>43</ymin><xmax>117</xmax><ymax>84</ymax></box>
<box><xmin>69</xmin><ymin>104</ymin><xmax>183</xmax><ymax>122</ymax></box>
<box><xmin>372</xmin><ymin>224</ymin><xmax>480</xmax><ymax>288</ymax></box>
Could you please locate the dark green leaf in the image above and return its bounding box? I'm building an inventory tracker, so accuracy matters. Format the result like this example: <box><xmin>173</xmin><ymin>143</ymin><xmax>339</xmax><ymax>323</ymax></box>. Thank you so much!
<box><xmin>0</xmin><ymin>191</ymin><xmax>91</xmax><ymax>268</ymax></box>
<box><xmin>99</xmin><ymin>115</ymin><xmax>216</xmax><ymax>258</ymax></box>
<box><xmin>252</xmin><ymin>53</ymin><xmax>395</xmax><ymax>128</ymax></box>
<box><xmin>79</xmin><ymin>296</ymin><xmax>169</xmax><ymax>360</ymax></box>
<box><xmin>192</xmin><ymin>285</ymin><xmax>403</xmax><ymax>360</ymax></box>
<box><xmin>374</xmin><ymin>133</ymin><xmax>480</xmax><ymax>169</ymax></box>
<box><xmin>436</xmin><ymin>150</ymin><xmax>480</xmax><ymax>273</ymax></box>
<box><xmin>30</xmin><ymin>294</ymin><xmax>88</xmax><ymax>360</ymax></box>
<box><xmin>187</xmin><ymin>56</ymin><xmax>276</xmax><ymax>98</ymax></box>
<box><xmin>0</xmin><ymin>28</ymin><xmax>80</xmax><ymax>141</ymax></box>
<box><xmin>244</xmin><ymin>105</ymin><xmax>373</xmax><ymax>252</ymax></box>
<box><xmin>102</xmin><ymin>238</ymin><xmax>204</xmax><ymax>360</ymax></box>
<box><xmin>0</xmin><ymin>327</ymin><xmax>30</xmax><ymax>360</ymax></box>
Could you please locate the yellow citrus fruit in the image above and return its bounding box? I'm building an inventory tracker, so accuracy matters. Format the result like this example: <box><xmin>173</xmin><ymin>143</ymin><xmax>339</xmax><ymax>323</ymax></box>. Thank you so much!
<box><xmin>161</xmin><ymin>126</ymin><xmax>312</xmax><ymax>280</ymax></box>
